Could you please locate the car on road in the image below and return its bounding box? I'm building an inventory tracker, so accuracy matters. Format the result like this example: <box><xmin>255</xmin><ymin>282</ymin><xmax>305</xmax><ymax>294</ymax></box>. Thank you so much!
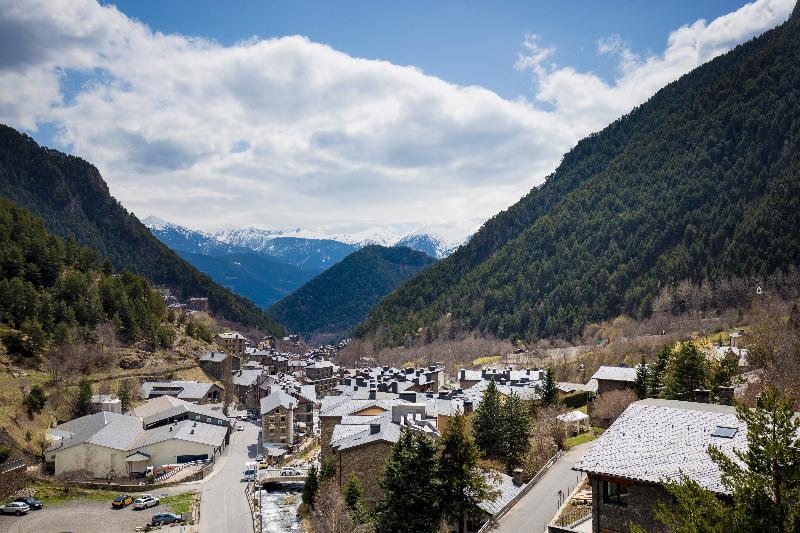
<box><xmin>237</xmin><ymin>425</ymin><xmax>245</xmax><ymax>431</ymax></box>
<box><xmin>0</xmin><ymin>501</ymin><xmax>30</xmax><ymax>516</ymax></box>
<box><xmin>13</xmin><ymin>497</ymin><xmax>43</xmax><ymax>510</ymax></box>
<box><xmin>132</xmin><ymin>494</ymin><xmax>160</xmax><ymax>510</ymax></box>
<box><xmin>112</xmin><ymin>495</ymin><xmax>134</xmax><ymax>508</ymax></box>
<box><xmin>255</xmin><ymin>454</ymin><xmax>264</xmax><ymax>461</ymax></box>
<box><xmin>280</xmin><ymin>467</ymin><xmax>300</xmax><ymax>476</ymax></box>
<box><xmin>151</xmin><ymin>512</ymin><xmax>182</xmax><ymax>526</ymax></box>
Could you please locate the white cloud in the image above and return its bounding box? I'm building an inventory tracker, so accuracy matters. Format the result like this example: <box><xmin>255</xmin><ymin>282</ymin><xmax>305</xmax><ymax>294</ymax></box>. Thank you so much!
<box><xmin>0</xmin><ymin>0</ymin><xmax>794</xmax><ymax>241</ymax></box>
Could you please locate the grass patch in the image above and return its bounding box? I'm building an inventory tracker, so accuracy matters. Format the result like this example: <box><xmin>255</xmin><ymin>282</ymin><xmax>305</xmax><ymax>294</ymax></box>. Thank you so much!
<box><xmin>565</xmin><ymin>428</ymin><xmax>605</xmax><ymax>448</ymax></box>
<box><xmin>472</xmin><ymin>355</ymin><xmax>501</xmax><ymax>366</ymax></box>
<box><xmin>160</xmin><ymin>492</ymin><xmax>195</xmax><ymax>514</ymax></box>
<box><xmin>28</xmin><ymin>481</ymin><xmax>122</xmax><ymax>506</ymax></box>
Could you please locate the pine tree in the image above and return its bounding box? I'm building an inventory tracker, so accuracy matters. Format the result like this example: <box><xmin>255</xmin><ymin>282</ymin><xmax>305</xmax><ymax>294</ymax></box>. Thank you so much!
<box><xmin>319</xmin><ymin>456</ymin><xmax>336</xmax><ymax>483</ymax></box>
<box><xmin>302</xmin><ymin>464</ymin><xmax>319</xmax><ymax>508</ymax></box>
<box><xmin>76</xmin><ymin>377</ymin><xmax>93</xmax><ymax>416</ymax></box>
<box><xmin>634</xmin><ymin>355</ymin><xmax>650</xmax><ymax>399</ymax></box>
<box><xmin>540</xmin><ymin>368</ymin><xmax>557</xmax><ymax>406</ymax></box>
<box><xmin>655</xmin><ymin>386</ymin><xmax>800</xmax><ymax>532</ymax></box>
<box><xmin>500</xmin><ymin>391</ymin><xmax>532</xmax><ymax>473</ymax></box>
<box><xmin>650</xmin><ymin>343</ymin><xmax>672</xmax><ymax>394</ymax></box>
<box><xmin>23</xmin><ymin>385</ymin><xmax>47</xmax><ymax>416</ymax></box>
<box><xmin>663</xmin><ymin>341</ymin><xmax>707</xmax><ymax>401</ymax></box>
<box><xmin>342</xmin><ymin>473</ymin><xmax>371</xmax><ymax>525</ymax></box>
<box><xmin>438</xmin><ymin>410</ymin><xmax>496</xmax><ymax>533</ymax></box>
<box><xmin>117</xmin><ymin>381</ymin><xmax>131</xmax><ymax>413</ymax></box>
<box><xmin>472</xmin><ymin>378</ymin><xmax>503</xmax><ymax>458</ymax></box>
<box><xmin>377</xmin><ymin>429</ymin><xmax>441</xmax><ymax>533</ymax></box>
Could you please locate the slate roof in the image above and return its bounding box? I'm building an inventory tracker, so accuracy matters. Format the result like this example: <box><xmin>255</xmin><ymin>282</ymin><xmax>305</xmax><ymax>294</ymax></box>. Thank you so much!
<box><xmin>233</xmin><ymin>369</ymin><xmax>264</xmax><ymax>387</ymax></box>
<box><xmin>217</xmin><ymin>331</ymin><xmax>247</xmax><ymax>340</ymax></box>
<box><xmin>133</xmin><ymin>419</ymin><xmax>226</xmax><ymax>448</ymax></box>
<box><xmin>199</xmin><ymin>352</ymin><xmax>227</xmax><ymax>363</ymax></box>
<box><xmin>330</xmin><ymin>415</ymin><xmax>403</xmax><ymax>451</ymax></box>
<box><xmin>573</xmin><ymin>399</ymin><xmax>751</xmax><ymax>494</ymax></box>
<box><xmin>590</xmin><ymin>366</ymin><xmax>638</xmax><ymax>383</ymax></box>
<box><xmin>260</xmin><ymin>390</ymin><xmax>298</xmax><ymax>413</ymax></box>
<box><xmin>140</xmin><ymin>401</ymin><xmax>226</xmax><ymax>428</ymax></box>
<box><xmin>479</xmin><ymin>471</ymin><xmax>524</xmax><ymax>515</ymax></box>
<box><xmin>48</xmin><ymin>411</ymin><xmax>143</xmax><ymax>452</ymax></box>
<box><xmin>139</xmin><ymin>381</ymin><xmax>215</xmax><ymax>401</ymax></box>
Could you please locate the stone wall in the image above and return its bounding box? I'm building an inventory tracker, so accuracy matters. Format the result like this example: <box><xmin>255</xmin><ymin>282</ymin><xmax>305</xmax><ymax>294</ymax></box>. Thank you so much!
<box><xmin>320</xmin><ymin>415</ymin><xmax>341</xmax><ymax>459</ymax></box>
<box><xmin>590</xmin><ymin>475</ymin><xmax>670</xmax><ymax>533</ymax></box>
<box><xmin>336</xmin><ymin>440</ymin><xmax>393</xmax><ymax>509</ymax></box>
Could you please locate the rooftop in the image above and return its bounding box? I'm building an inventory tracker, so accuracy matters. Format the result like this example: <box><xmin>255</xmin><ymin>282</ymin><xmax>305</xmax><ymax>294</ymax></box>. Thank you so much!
<box><xmin>590</xmin><ymin>366</ymin><xmax>638</xmax><ymax>383</ymax></box>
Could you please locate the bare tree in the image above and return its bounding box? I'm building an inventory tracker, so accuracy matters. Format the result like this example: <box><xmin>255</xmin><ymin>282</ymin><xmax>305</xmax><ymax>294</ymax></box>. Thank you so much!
<box><xmin>311</xmin><ymin>481</ymin><xmax>372</xmax><ymax>533</ymax></box>
<box><xmin>590</xmin><ymin>389</ymin><xmax>637</xmax><ymax>428</ymax></box>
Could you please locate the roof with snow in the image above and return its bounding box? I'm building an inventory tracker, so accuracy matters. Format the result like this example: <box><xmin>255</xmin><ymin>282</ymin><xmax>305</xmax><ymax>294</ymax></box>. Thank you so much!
<box><xmin>590</xmin><ymin>366</ymin><xmax>638</xmax><ymax>383</ymax></box>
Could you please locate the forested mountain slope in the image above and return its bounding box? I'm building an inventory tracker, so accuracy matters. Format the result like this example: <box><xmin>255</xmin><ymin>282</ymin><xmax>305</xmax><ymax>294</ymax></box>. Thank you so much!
<box><xmin>271</xmin><ymin>245</ymin><xmax>434</xmax><ymax>342</ymax></box>
<box><xmin>0</xmin><ymin>126</ymin><xmax>284</xmax><ymax>335</ymax></box>
<box><xmin>357</xmin><ymin>11</ymin><xmax>800</xmax><ymax>346</ymax></box>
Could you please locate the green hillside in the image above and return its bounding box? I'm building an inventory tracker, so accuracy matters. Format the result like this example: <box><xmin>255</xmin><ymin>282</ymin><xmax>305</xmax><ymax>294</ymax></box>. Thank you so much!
<box><xmin>271</xmin><ymin>245</ymin><xmax>434</xmax><ymax>342</ymax></box>
<box><xmin>0</xmin><ymin>126</ymin><xmax>284</xmax><ymax>335</ymax></box>
<box><xmin>356</xmin><ymin>11</ymin><xmax>800</xmax><ymax>346</ymax></box>
<box><xmin>0</xmin><ymin>197</ymin><xmax>169</xmax><ymax>356</ymax></box>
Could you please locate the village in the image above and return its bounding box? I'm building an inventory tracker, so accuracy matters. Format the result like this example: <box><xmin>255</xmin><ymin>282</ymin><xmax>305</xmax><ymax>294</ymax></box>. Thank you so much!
<box><xmin>0</xmin><ymin>317</ymin><xmax>756</xmax><ymax>533</ymax></box>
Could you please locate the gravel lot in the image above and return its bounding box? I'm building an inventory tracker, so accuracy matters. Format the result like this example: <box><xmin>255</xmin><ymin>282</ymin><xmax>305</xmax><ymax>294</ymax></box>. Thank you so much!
<box><xmin>0</xmin><ymin>500</ymin><xmax>170</xmax><ymax>532</ymax></box>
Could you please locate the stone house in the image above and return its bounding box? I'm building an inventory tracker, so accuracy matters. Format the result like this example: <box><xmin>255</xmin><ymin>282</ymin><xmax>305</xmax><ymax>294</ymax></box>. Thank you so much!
<box><xmin>589</xmin><ymin>366</ymin><xmax>638</xmax><ymax>396</ymax></box>
<box><xmin>199</xmin><ymin>351</ymin><xmax>229</xmax><ymax>380</ymax></box>
<box><xmin>261</xmin><ymin>390</ymin><xmax>298</xmax><ymax>448</ymax></box>
<box><xmin>139</xmin><ymin>381</ymin><xmax>222</xmax><ymax>404</ymax></box>
<box><xmin>574</xmin><ymin>399</ymin><xmax>748</xmax><ymax>533</ymax></box>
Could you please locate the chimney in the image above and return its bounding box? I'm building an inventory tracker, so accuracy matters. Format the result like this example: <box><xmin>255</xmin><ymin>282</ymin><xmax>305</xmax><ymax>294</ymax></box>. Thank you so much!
<box><xmin>463</xmin><ymin>401</ymin><xmax>473</xmax><ymax>414</ymax></box>
<box><xmin>512</xmin><ymin>468</ymin><xmax>525</xmax><ymax>486</ymax></box>
<box><xmin>190</xmin><ymin>429</ymin><xmax>194</xmax><ymax>434</ymax></box>
<box><xmin>368</xmin><ymin>389</ymin><xmax>376</xmax><ymax>400</ymax></box>
<box><xmin>370</xmin><ymin>424</ymin><xmax>381</xmax><ymax>435</ymax></box>
<box><xmin>718</xmin><ymin>386</ymin><xmax>734</xmax><ymax>406</ymax></box>
<box><xmin>459</xmin><ymin>369</ymin><xmax>465</xmax><ymax>380</ymax></box>
<box><xmin>694</xmin><ymin>389</ymin><xmax>711</xmax><ymax>404</ymax></box>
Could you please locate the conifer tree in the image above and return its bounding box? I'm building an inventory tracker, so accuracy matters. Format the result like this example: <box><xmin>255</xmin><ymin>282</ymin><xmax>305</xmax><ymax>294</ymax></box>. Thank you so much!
<box><xmin>377</xmin><ymin>429</ymin><xmax>441</xmax><ymax>533</ymax></box>
<box><xmin>76</xmin><ymin>377</ymin><xmax>93</xmax><ymax>416</ymax></box>
<box><xmin>500</xmin><ymin>391</ymin><xmax>532</xmax><ymax>473</ymax></box>
<box><xmin>302</xmin><ymin>464</ymin><xmax>319</xmax><ymax>508</ymax></box>
<box><xmin>540</xmin><ymin>368</ymin><xmax>557</xmax><ymax>406</ymax></box>
<box><xmin>663</xmin><ymin>341</ymin><xmax>707</xmax><ymax>401</ymax></box>
<box><xmin>472</xmin><ymin>378</ymin><xmax>503</xmax><ymax>458</ymax></box>
<box><xmin>634</xmin><ymin>355</ymin><xmax>650</xmax><ymax>399</ymax></box>
<box><xmin>117</xmin><ymin>381</ymin><xmax>131</xmax><ymax>412</ymax></box>
<box><xmin>319</xmin><ymin>456</ymin><xmax>336</xmax><ymax>483</ymax></box>
<box><xmin>342</xmin><ymin>473</ymin><xmax>371</xmax><ymax>525</ymax></box>
<box><xmin>650</xmin><ymin>343</ymin><xmax>672</xmax><ymax>394</ymax></box>
<box><xmin>438</xmin><ymin>410</ymin><xmax>496</xmax><ymax>533</ymax></box>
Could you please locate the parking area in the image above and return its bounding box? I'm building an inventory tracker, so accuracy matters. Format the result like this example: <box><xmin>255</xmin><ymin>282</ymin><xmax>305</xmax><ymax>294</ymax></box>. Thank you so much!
<box><xmin>0</xmin><ymin>491</ymin><xmax>194</xmax><ymax>533</ymax></box>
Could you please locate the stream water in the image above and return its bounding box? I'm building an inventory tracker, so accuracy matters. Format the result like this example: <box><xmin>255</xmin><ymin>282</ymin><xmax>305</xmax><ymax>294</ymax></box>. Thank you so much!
<box><xmin>256</xmin><ymin>486</ymin><xmax>303</xmax><ymax>533</ymax></box>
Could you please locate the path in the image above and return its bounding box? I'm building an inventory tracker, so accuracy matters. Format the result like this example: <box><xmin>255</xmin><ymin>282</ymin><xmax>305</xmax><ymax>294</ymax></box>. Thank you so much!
<box><xmin>494</xmin><ymin>442</ymin><xmax>592</xmax><ymax>533</ymax></box>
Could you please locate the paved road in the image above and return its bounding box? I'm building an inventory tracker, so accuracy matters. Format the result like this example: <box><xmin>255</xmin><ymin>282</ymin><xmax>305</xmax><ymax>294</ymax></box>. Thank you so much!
<box><xmin>197</xmin><ymin>420</ymin><xmax>261</xmax><ymax>533</ymax></box>
<box><xmin>495</xmin><ymin>442</ymin><xmax>592</xmax><ymax>533</ymax></box>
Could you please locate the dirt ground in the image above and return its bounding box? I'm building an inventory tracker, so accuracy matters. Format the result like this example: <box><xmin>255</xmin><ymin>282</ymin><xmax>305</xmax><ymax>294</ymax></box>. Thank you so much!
<box><xmin>0</xmin><ymin>499</ymin><xmax>177</xmax><ymax>533</ymax></box>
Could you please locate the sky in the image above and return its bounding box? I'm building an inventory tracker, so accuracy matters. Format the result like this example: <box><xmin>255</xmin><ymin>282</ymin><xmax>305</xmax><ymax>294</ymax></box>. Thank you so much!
<box><xmin>0</xmin><ymin>0</ymin><xmax>795</xmax><ymax>243</ymax></box>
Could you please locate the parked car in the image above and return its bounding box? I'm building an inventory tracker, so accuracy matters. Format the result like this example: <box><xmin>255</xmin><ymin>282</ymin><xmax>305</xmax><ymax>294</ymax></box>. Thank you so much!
<box><xmin>13</xmin><ymin>497</ymin><xmax>42</xmax><ymax>510</ymax></box>
<box><xmin>133</xmin><ymin>494</ymin><xmax>159</xmax><ymax>510</ymax></box>
<box><xmin>280</xmin><ymin>467</ymin><xmax>300</xmax><ymax>476</ymax></box>
<box><xmin>151</xmin><ymin>512</ymin><xmax>182</xmax><ymax>526</ymax></box>
<box><xmin>112</xmin><ymin>495</ymin><xmax>134</xmax><ymax>508</ymax></box>
<box><xmin>0</xmin><ymin>501</ymin><xmax>29</xmax><ymax>516</ymax></box>
<box><xmin>237</xmin><ymin>425</ymin><xmax>245</xmax><ymax>432</ymax></box>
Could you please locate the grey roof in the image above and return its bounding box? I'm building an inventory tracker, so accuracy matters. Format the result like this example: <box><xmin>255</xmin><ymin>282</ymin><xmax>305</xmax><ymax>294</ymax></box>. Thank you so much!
<box><xmin>590</xmin><ymin>366</ymin><xmax>638</xmax><ymax>383</ymax></box>
<box><xmin>573</xmin><ymin>399</ymin><xmax>751</xmax><ymax>494</ymax></box>
<box><xmin>199</xmin><ymin>351</ymin><xmax>227</xmax><ymax>363</ymax></box>
<box><xmin>140</xmin><ymin>401</ymin><xmax>226</xmax><ymax>428</ymax></box>
<box><xmin>139</xmin><ymin>381</ymin><xmax>215</xmax><ymax>401</ymax></box>
<box><xmin>260</xmin><ymin>390</ymin><xmax>298</xmax><ymax>413</ymax></box>
<box><xmin>320</xmin><ymin>397</ymin><xmax>401</xmax><ymax>418</ymax></box>
<box><xmin>479</xmin><ymin>471</ymin><xmax>524</xmax><ymax>515</ymax></box>
<box><xmin>233</xmin><ymin>369</ymin><xmax>264</xmax><ymax>387</ymax></box>
<box><xmin>134</xmin><ymin>419</ymin><xmax>226</xmax><ymax>448</ymax></box>
<box><xmin>48</xmin><ymin>412</ymin><xmax>144</xmax><ymax>452</ymax></box>
<box><xmin>297</xmin><ymin>385</ymin><xmax>317</xmax><ymax>403</ymax></box>
<box><xmin>330</xmin><ymin>415</ymin><xmax>403</xmax><ymax>451</ymax></box>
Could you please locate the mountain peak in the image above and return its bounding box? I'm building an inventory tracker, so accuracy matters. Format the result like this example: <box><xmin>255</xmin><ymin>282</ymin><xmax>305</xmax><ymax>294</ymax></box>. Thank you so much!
<box><xmin>142</xmin><ymin>215</ymin><xmax>169</xmax><ymax>229</ymax></box>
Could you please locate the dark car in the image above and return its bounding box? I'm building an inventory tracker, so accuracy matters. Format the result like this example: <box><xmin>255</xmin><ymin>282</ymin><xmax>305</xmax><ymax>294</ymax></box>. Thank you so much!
<box><xmin>13</xmin><ymin>497</ymin><xmax>42</xmax><ymax>510</ymax></box>
<box><xmin>151</xmin><ymin>512</ymin><xmax>182</xmax><ymax>526</ymax></box>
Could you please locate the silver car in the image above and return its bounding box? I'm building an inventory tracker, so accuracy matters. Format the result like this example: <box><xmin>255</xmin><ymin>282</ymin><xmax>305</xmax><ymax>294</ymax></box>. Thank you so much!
<box><xmin>1</xmin><ymin>501</ymin><xmax>30</xmax><ymax>516</ymax></box>
<box><xmin>133</xmin><ymin>494</ymin><xmax>160</xmax><ymax>510</ymax></box>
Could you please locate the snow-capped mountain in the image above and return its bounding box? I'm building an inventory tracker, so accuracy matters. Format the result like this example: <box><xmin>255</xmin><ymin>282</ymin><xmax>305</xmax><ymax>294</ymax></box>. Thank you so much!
<box><xmin>142</xmin><ymin>215</ymin><xmax>240</xmax><ymax>256</ymax></box>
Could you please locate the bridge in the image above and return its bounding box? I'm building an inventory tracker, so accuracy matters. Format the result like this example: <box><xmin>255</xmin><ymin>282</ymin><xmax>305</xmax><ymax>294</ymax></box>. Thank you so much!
<box><xmin>258</xmin><ymin>468</ymin><xmax>309</xmax><ymax>484</ymax></box>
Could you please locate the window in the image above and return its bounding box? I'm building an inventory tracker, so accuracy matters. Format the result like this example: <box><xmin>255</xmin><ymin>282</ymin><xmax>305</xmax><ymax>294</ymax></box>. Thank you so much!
<box><xmin>206</xmin><ymin>417</ymin><xmax>212</xmax><ymax>423</ymax></box>
<box><xmin>280</xmin><ymin>437</ymin><xmax>286</xmax><ymax>443</ymax></box>
<box><xmin>269</xmin><ymin>427</ymin><xmax>274</xmax><ymax>434</ymax></box>
<box><xmin>603</xmin><ymin>481</ymin><xmax>629</xmax><ymax>506</ymax></box>
<box><xmin>269</xmin><ymin>416</ymin><xmax>274</xmax><ymax>423</ymax></box>
<box><xmin>280</xmin><ymin>416</ymin><xmax>286</xmax><ymax>422</ymax></box>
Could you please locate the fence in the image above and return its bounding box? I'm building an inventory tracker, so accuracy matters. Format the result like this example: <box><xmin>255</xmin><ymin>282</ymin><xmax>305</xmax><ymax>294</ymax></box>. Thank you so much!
<box><xmin>477</xmin><ymin>449</ymin><xmax>564</xmax><ymax>533</ymax></box>
<box><xmin>0</xmin><ymin>459</ymin><xmax>24</xmax><ymax>475</ymax></box>
<box><xmin>554</xmin><ymin>504</ymin><xmax>591</xmax><ymax>527</ymax></box>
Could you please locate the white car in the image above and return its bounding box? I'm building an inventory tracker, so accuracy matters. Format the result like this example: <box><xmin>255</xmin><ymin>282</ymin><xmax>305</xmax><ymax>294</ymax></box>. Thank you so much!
<box><xmin>280</xmin><ymin>468</ymin><xmax>300</xmax><ymax>476</ymax></box>
<box><xmin>0</xmin><ymin>501</ymin><xmax>30</xmax><ymax>515</ymax></box>
<box><xmin>237</xmin><ymin>425</ymin><xmax>245</xmax><ymax>431</ymax></box>
<box><xmin>133</xmin><ymin>494</ymin><xmax>160</xmax><ymax>510</ymax></box>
